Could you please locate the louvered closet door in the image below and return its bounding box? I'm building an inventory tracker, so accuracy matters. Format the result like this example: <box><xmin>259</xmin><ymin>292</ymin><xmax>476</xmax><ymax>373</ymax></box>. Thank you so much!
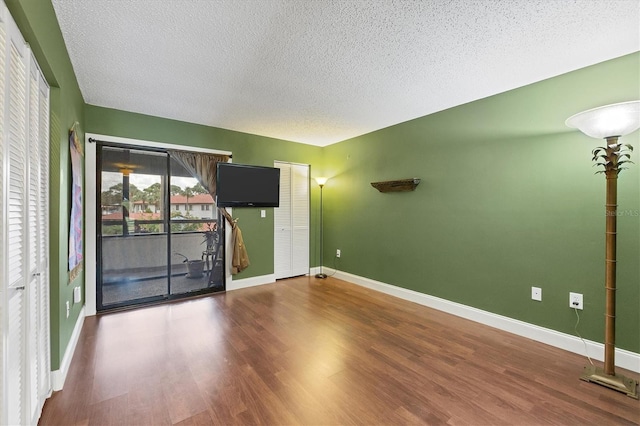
<box><xmin>36</xmin><ymin>65</ymin><xmax>51</xmax><ymax>410</ymax></box>
<box><xmin>290</xmin><ymin>164</ymin><xmax>309</xmax><ymax>276</ymax></box>
<box><xmin>274</xmin><ymin>163</ymin><xmax>292</xmax><ymax>278</ymax></box>
<box><xmin>27</xmin><ymin>53</ymin><xmax>51</xmax><ymax>424</ymax></box>
<box><xmin>27</xmin><ymin>52</ymin><xmax>40</xmax><ymax>423</ymax></box>
<box><xmin>274</xmin><ymin>162</ymin><xmax>309</xmax><ymax>279</ymax></box>
<box><xmin>5</xmin><ymin>22</ymin><xmax>29</xmax><ymax>426</ymax></box>
<box><xmin>0</xmin><ymin>14</ymin><xmax>6</xmax><ymax>422</ymax></box>
<box><xmin>0</xmin><ymin>4</ymin><xmax>50</xmax><ymax>424</ymax></box>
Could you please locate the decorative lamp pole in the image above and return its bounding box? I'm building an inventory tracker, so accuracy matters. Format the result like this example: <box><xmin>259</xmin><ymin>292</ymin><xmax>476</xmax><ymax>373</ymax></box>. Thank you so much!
<box><xmin>315</xmin><ymin>177</ymin><xmax>328</xmax><ymax>279</ymax></box>
<box><xmin>566</xmin><ymin>100</ymin><xmax>639</xmax><ymax>399</ymax></box>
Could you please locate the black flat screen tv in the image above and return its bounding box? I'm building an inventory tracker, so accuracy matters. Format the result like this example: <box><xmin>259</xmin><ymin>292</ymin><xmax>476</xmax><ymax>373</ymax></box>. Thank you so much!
<box><xmin>216</xmin><ymin>162</ymin><xmax>280</xmax><ymax>208</ymax></box>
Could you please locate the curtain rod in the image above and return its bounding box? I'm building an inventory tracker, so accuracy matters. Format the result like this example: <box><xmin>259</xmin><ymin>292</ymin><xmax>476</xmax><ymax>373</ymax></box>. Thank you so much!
<box><xmin>87</xmin><ymin>137</ymin><xmax>232</xmax><ymax>158</ymax></box>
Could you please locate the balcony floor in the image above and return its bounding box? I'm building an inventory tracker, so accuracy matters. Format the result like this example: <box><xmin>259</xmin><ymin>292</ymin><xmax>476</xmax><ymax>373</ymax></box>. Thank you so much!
<box><xmin>102</xmin><ymin>265</ymin><xmax>224</xmax><ymax>306</ymax></box>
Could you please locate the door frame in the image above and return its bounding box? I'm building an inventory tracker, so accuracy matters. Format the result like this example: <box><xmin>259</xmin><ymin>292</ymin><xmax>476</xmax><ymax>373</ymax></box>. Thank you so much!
<box><xmin>85</xmin><ymin>133</ymin><xmax>232</xmax><ymax>316</ymax></box>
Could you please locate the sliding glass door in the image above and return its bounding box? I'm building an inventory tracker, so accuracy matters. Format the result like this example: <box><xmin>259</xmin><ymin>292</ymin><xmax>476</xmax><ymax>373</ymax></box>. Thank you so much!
<box><xmin>169</xmin><ymin>156</ymin><xmax>225</xmax><ymax>294</ymax></box>
<box><xmin>97</xmin><ymin>144</ymin><xmax>224</xmax><ymax>311</ymax></box>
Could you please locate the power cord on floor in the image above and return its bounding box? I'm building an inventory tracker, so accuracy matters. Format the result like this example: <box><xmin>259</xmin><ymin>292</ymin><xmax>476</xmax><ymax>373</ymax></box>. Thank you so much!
<box><xmin>574</xmin><ymin>307</ymin><xmax>594</xmax><ymax>366</ymax></box>
<box><xmin>312</xmin><ymin>255</ymin><xmax>339</xmax><ymax>278</ymax></box>
<box><xmin>325</xmin><ymin>254</ymin><xmax>339</xmax><ymax>277</ymax></box>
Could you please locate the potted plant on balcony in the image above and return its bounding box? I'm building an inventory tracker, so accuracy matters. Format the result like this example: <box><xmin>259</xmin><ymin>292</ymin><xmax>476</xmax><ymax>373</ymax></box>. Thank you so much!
<box><xmin>201</xmin><ymin>222</ymin><xmax>220</xmax><ymax>280</ymax></box>
<box><xmin>202</xmin><ymin>222</ymin><xmax>218</xmax><ymax>252</ymax></box>
<box><xmin>173</xmin><ymin>252</ymin><xmax>204</xmax><ymax>278</ymax></box>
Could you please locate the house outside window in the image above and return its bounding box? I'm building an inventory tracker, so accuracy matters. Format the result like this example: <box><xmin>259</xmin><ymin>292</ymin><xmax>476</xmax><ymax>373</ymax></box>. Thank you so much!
<box><xmin>168</xmin><ymin>193</ymin><xmax>215</xmax><ymax>219</ymax></box>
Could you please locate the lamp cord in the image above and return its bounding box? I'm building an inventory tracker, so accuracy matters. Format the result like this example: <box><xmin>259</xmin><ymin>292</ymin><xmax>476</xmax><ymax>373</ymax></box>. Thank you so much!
<box><xmin>574</xmin><ymin>307</ymin><xmax>594</xmax><ymax>366</ymax></box>
<box><xmin>326</xmin><ymin>253</ymin><xmax>339</xmax><ymax>277</ymax></box>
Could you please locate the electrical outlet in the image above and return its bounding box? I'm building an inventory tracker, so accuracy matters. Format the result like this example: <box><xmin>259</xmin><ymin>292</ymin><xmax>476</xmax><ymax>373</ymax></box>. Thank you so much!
<box><xmin>336</xmin><ymin>249</ymin><xmax>341</xmax><ymax>258</ymax></box>
<box><xmin>570</xmin><ymin>292</ymin><xmax>583</xmax><ymax>310</ymax></box>
<box><xmin>260</xmin><ymin>209</ymin><xmax>266</xmax><ymax>218</ymax></box>
<box><xmin>531</xmin><ymin>287</ymin><xmax>542</xmax><ymax>301</ymax></box>
<box><xmin>66</xmin><ymin>301</ymin><xmax>70</xmax><ymax>318</ymax></box>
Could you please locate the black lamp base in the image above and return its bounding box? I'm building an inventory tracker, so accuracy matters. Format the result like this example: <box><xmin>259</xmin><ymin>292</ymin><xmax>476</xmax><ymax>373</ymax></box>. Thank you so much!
<box><xmin>315</xmin><ymin>273</ymin><xmax>327</xmax><ymax>279</ymax></box>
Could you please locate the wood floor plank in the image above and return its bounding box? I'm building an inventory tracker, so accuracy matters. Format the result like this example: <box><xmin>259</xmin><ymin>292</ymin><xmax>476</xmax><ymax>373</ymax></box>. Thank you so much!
<box><xmin>126</xmin><ymin>376</ymin><xmax>173</xmax><ymax>425</ymax></box>
<box><xmin>172</xmin><ymin>410</ymin><xmax>214</xmax><ymax>426</ymax></box>
<box><xmin>40</xmin><ymin>276</ymin><xmax>640</xmax><ymax>425</ymax></box>
<box><xmin>161</xmin><ymin>366</ymin><xmax>209</xmax><ymax>424</ymax></box>
<box><xmin>88</xmin><ymin>394</ymin><xmax>128</xmax><ymax>426</ymax></box>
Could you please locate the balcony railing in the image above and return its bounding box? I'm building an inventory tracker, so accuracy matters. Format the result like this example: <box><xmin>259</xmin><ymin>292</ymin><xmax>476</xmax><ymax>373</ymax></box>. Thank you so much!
<box><xmin>100</xmin><ymin>219</ymin><xmax>223</xmax><ymax>281</ymax></box>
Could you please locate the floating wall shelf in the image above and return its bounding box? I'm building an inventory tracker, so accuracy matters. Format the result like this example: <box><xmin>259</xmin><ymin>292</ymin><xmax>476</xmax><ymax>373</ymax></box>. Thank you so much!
<box><xmin>370</xmin><ymin>178</ymin><xmax>420</xmax><ymax>193</ymax></box>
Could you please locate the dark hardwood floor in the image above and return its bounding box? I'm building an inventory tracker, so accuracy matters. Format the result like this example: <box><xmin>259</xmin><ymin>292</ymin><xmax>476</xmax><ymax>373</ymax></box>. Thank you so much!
<box><xmin>39</xmin><ymin>276</ymin><xmax>640</xmax><ymax>425</ymax></box>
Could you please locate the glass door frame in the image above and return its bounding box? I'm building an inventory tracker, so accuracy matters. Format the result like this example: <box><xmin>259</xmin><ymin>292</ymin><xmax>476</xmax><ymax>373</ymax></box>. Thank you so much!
<box><xmin>96</xmin><ymin>143</ymin><xmax>171</xmax><ymax>310</ymax></box>
<box><xmin>87</xmin><ymin>136</ymin><xmax>232</xmax><ymax>313</ymax></box>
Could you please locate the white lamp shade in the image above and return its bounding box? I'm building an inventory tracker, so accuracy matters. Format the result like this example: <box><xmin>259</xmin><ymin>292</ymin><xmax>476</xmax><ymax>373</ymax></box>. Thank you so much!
<box><xmin>315</xmin><ymin>177</ymin><xmax>328</xmax><ymax>186</ymax></box>
<box><xmin>566</xmin><ymin>100</ymin><xmax>640</xmax><ymax>139</ymax></box>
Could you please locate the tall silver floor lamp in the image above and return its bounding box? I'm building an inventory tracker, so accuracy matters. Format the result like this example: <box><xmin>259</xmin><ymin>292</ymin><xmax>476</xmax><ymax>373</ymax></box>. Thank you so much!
<box><xmin>566</xmin><ymin>100</ymin><xmax>639</xmax><ymax>399</ymax></box>
<box><xmin>315</xmin><ymin>177</ymin><xmax>328</xmax><ymax>279</ymax></box>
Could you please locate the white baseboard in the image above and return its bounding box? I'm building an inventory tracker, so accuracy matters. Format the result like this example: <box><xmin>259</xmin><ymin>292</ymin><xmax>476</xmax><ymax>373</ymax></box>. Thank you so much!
<box><xmin>227</xmin><ymin>274</ymin><xmax>276</xmax><ymax>291</ymax></box>
<box><xmin>325</xmin><ymin>268</ymin><xmax>640</xmax><ymax>373</ymax></box>
<box><xmin>51</xmin><ymin>306</ymin><xmax>85</xmax><ymax>391</ymax></box>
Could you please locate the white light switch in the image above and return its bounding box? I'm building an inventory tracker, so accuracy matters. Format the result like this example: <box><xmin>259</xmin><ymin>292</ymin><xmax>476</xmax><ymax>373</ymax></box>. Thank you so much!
<box><xmin>73</xmin><ymin>286</ymin><xmax>82</xmax><ymax>304</ymax></box>
<box><xmin>261</xmin><ymin>209</ymin><xmax>266</xmax><ymax>218</ymax></box>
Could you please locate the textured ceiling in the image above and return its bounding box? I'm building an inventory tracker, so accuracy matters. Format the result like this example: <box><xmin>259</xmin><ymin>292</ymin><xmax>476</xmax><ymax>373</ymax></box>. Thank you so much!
<box><xmin>51</xmin><ymin>0</ymin><xmax>640</xmax><ymax>146</ymax></box>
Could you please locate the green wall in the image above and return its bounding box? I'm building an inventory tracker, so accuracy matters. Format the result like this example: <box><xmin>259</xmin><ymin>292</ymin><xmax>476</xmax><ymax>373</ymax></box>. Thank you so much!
<box><xmin>323</xmin><ymin>52</ymin><xmax>640</xmax><ymax>352</ymax></box>
<box><xmin>7</xmin><ymin>0</ymin><xmax>85</xmax><ymax>370</ymax></box>
<box><xmin>7</xmin><ymin>1</ymin><xmax>640</xmax><ymax>374</ymax></box>
<box><xmin>85</xmin><ymin>106</ymin><xmax>324</xmax><ymax>279</ymax></box>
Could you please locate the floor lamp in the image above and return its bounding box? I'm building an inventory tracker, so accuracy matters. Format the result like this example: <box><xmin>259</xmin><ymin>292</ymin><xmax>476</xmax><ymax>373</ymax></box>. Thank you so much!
<box><xmin>315</xmin><ymin>177</ymin><xmax>328</xmax><ymax>279</ymax></box>
<box><xmin>566</xmin><ymin>100</ymin><xmax>640</xmax><ymax>399</ymax></box>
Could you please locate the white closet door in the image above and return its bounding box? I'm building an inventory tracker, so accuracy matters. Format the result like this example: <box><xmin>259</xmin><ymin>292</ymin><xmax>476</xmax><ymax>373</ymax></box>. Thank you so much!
<box><xmin>26</xmin><ymin>53</ymin><xmax>50</xmax><ymax>424</ymax></box>
<box><xmin>6</xmin><ymin>23</ymin><xmax>28</xmax><ymax>426</ymax></box>
<box><xmin>274</xmin><ymin>162</ymin><xmax>309</xmax><ymax>279</ymax></box>
<box><xmin>274</xmin><ymin>163</ymin><xmax>292</xmax><ymax>278</ymax></box>
<box><xmin>36</xmin><ymin>69</ymin><xmax>51</xmax><ymax>408</ymax></box>
<box><xmin>290</xmin><ymin>164</ymin><xmax>309</xmax><ymax>276</ymax></box>
<box><xmin>27</xmin><ymin>52</ymin><xmax>40</xmax><ymax>423</ymax></box>
<box><xmin>0</xmin><ymin>15</ymin><xmax>6</xmax><ymax>423</ymax></box>
<box><xmin>0</xmin><ymin>4</ymin><xmax>50</xmax><ymax>424</ymax></box>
